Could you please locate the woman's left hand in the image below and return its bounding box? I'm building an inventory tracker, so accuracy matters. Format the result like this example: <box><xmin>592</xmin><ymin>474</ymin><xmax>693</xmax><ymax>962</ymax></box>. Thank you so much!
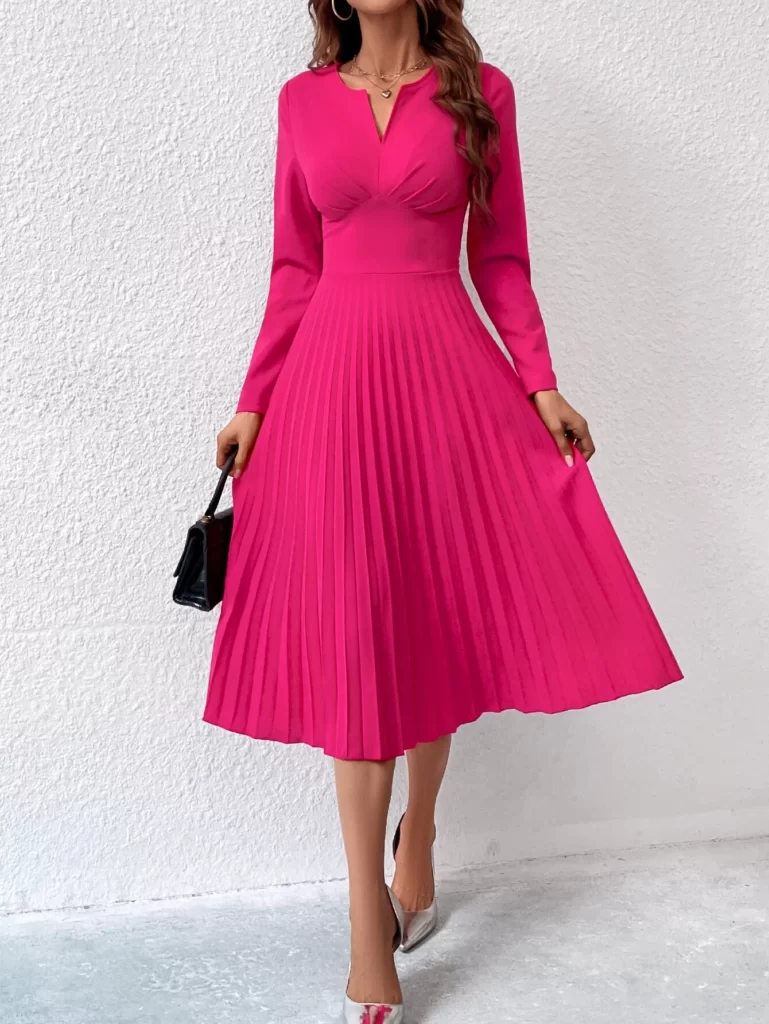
<box><xmin>531</xmin><ymin>390</ymin><xmax>595</xmax><ymax>466</ymax></box>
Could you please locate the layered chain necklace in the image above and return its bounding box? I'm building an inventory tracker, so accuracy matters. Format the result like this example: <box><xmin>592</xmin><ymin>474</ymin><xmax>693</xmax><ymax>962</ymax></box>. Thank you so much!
<box><xmin>348</xmin><ymin>54</ymin><xmax>431</xmax><ymax>99</ymax></box>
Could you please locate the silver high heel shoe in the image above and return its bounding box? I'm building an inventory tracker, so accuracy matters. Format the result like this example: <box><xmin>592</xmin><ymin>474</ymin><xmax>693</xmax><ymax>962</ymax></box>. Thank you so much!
<box><xmin>392</xmin><ymin>812</ymin><xmax>438</xmax><ymax>952</ymax></box>
<box><xmin>342</xmin><ymin>884</ymin><xmax>406</xmax><ymax>1024</ymax></box>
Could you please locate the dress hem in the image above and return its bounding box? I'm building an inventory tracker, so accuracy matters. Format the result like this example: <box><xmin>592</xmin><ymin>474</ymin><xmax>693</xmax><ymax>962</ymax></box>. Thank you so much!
<box><xmin>201</xmin><ymin>670</ymin><xmax>684</xmax><ymax>762</ymax></box>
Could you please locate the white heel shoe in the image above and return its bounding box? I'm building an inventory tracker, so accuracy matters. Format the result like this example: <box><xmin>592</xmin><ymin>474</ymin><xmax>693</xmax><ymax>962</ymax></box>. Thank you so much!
<box><xmin>342</xmin><ymin>885</ymin><xmax>406</xmax><ymax>1024</ymax></box>
<box><xmin>392</xmin><ymin>813</ymin><xmax>438</xmax><ymax>952</ymax></box>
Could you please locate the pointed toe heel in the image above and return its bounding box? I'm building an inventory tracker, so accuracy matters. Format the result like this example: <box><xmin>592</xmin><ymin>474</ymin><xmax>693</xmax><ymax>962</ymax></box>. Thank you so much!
<box><xmin>342</xmin><ymin>886</ymin><xmax>406</xmax><ymax>1024</ymax></box>
<box><xmin>399</xmin><ymin>899</ymin><xmax>438</xmax><ymax>953</ymax></box>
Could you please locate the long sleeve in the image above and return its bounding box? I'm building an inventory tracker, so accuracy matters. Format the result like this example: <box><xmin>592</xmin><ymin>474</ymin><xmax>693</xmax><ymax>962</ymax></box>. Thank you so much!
<box><xmin>236</xmin><ymin>81</ymin><xmax>323</xmax><ymax>414</ymax></box>
<box><xmin>467</xmin><ymin>70</ymin><xmax>558</xmax><ymax>396</ymax></box>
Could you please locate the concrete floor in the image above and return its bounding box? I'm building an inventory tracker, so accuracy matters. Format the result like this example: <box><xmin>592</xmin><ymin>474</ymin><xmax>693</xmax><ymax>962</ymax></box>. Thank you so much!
<box><xmin>2</xmin><ymin>837</ymin><xmax>768</xmax><ymax>1024</ymax></box>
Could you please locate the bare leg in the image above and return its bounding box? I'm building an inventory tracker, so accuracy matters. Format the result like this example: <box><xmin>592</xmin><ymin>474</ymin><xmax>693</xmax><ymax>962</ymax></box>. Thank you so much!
<box><xmin>334</xmin><ymin>757</ymin><xmax>401</xmax><ymax>1005</ymax></box>
<box><xmin>391</xmin><ymin>735</ymin><xmax>451</xmax><ymax>913</ymax></box>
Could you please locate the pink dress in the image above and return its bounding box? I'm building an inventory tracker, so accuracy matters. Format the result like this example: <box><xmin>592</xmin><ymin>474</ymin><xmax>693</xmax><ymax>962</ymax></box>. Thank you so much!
<box><xmin>203</xmin><ymin>62</ymin><xmax>682</xmax><ymax>760</ymax></box>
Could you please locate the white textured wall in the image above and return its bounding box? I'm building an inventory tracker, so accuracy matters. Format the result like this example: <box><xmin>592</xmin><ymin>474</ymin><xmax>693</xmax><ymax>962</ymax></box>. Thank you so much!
<box><xmin>2</xmin><ymin>0</ymin><xmax>768</xmax><ymax>914</ymax></box>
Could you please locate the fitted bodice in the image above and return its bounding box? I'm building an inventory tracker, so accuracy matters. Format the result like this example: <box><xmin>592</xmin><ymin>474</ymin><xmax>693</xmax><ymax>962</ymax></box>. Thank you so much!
<box><xmin>235</xmin><ymin>61</ymin><xmax>559</xmax><ymax>413</ymax></box>
<box><xmin>291</xmin><ymin>65</ymin><xmax>468</xmax><ymax>274</ymax></box>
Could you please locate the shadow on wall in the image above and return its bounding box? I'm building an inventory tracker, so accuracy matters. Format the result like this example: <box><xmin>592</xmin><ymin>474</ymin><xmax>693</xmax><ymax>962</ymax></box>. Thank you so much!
<box><xmin>451</xmin><ymin>60</ymin><xmax>769</xmax><ymax>858</ymax></box>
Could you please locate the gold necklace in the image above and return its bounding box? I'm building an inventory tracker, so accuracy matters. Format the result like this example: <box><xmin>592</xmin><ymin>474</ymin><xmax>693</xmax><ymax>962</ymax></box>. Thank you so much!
<box><xmin>349</xmin><ymin>55</ymin><xmax>430</xmax><ymax>99</ymax></box>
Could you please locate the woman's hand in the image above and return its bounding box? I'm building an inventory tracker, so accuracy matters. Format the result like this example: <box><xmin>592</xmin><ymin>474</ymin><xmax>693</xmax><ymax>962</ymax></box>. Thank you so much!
<box><xmin>216</xmin><ymin>412</ymin><xmax>264</xmax><ymax>478</ymax></box>
<box><xmin>531</xmin><ymin>390</ymin><xmax>595</xmax><ymax>466</ymax></box>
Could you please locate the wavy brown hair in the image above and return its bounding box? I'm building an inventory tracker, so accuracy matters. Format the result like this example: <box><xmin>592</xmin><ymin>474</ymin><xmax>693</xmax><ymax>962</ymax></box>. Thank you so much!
<box><xmin>307</xmin><ymin>0</ymin><xmax>500</xmax><ymax>216</ymax></box>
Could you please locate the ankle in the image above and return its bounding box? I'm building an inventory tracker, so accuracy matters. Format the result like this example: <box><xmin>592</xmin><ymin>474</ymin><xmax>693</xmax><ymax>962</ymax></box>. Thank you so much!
<box><xmin>397</xmin><ymin>809</ymin><xmax>436</xmax><ymax>849</ymax></box>
<box><xmin>349</xmin><ymin>880</ymin><xmax>395</xmax><ymax>914</ymax></box>
<box><xmin>350</xmin><ymin>887</ymin><xmax>399</xmax><ymax>941</ymax></box>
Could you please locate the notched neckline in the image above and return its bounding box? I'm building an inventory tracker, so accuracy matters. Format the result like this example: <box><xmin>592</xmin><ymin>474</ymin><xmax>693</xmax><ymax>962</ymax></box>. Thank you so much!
<box><xmin>333</xmin><ymin>62</ymin><xmax>436</xmax><ymax>144</ymax></box>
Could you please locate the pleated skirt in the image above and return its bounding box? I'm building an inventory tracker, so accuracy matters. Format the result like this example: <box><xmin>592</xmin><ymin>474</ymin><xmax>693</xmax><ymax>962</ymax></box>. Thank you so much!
<box><xmin>203</xmin><ymin>269</ymin><xmax>682</xmax><ymax>759</ymax></box>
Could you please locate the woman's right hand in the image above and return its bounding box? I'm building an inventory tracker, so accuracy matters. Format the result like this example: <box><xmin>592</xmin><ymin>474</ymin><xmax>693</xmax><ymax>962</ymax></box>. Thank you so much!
<box><xmin>216</xmin><ymin>412</ymin><xmax>264</xmax><ymax>478</ymax></box>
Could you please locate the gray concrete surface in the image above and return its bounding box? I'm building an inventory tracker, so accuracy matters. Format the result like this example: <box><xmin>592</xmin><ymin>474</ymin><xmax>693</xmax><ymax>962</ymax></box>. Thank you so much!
<box><xmin>1</xmin><ymin>837</ymin><xmax>767</xmax><ymax>1023</ymax></box>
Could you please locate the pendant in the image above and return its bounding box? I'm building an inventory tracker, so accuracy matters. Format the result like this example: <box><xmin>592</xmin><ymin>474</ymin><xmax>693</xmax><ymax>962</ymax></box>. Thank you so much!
<box><xmin>381</xmin><ymin>89</ymin><xmax>392</xmax><ymax>99</ymax></box>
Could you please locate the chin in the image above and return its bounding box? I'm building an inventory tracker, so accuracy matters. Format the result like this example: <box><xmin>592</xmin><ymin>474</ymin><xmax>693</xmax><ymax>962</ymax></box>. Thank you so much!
<box><xmin>350</xmin><ymin>0</ymin><xmax>414</xmax><ymax>15</ymax></box>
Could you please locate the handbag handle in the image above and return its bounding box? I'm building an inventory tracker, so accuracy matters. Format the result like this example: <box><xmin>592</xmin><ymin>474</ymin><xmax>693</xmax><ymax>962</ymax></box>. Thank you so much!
<box><xmin>203</xmin><ymin>446</ymin><xmax>238</xmax><ymax>520</ymax></box>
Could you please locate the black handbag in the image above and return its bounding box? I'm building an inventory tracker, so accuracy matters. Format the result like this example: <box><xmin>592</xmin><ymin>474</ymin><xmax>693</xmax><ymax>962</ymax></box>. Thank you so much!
<box><xmin>172</xmin><ymin>446</ymin><xmax>237</xmax><ymax>611</ymax></box>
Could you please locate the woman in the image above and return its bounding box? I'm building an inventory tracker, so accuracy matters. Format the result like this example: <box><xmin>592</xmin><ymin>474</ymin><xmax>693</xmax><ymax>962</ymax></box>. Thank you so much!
<box><xmin>203</xmin><ymin>1</ymin><xmax>682</xmax><ymax>1020</ymax></box>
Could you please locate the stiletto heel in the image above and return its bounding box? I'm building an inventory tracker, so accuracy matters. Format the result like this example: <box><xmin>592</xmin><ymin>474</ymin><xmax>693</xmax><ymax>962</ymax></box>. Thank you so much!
<box><xmin>342</xmin><ymin>885</ymin><xmax>406</xmax><ymax>1024</ymax></box>
<box><xmin>392</xmin><ymin>812</ymin><xmax>438</xmax><ymax>952</ymax></box>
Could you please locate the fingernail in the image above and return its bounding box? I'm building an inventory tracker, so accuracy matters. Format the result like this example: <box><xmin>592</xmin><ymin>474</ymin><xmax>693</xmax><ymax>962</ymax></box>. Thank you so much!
<box><xmin>564</xmin><ymin>455</ymin><xmax>574</xmax><ymax>467</ymax></box>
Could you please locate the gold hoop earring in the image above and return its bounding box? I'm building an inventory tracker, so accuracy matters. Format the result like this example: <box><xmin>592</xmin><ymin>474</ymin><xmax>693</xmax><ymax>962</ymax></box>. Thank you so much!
<box><xmin>331</xmin><ymin>0</ymin><xmax>354</xmax><ymax>20</ymax></box>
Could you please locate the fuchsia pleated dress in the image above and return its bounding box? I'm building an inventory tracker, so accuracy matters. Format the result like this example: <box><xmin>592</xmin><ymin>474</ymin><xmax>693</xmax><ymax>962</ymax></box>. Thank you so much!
<box><xmin>203</xmin><ymin>62</ymin><xmax>682</xmax><ymax>760</ymax></box>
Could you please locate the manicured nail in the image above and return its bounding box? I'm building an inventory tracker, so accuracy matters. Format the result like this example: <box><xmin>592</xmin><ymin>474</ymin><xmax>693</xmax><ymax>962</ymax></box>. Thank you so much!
<box><xmin>564</xmin><ymin>455</ymin><xmax>574</xmax><ymax>467</ymax></box>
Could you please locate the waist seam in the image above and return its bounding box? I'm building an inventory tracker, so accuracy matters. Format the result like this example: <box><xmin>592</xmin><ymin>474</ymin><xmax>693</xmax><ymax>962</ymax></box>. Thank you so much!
<box><xmin>320</xmin><ymin>268</ymin><xmax>460</xmax><ymax>277</ymax></box>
